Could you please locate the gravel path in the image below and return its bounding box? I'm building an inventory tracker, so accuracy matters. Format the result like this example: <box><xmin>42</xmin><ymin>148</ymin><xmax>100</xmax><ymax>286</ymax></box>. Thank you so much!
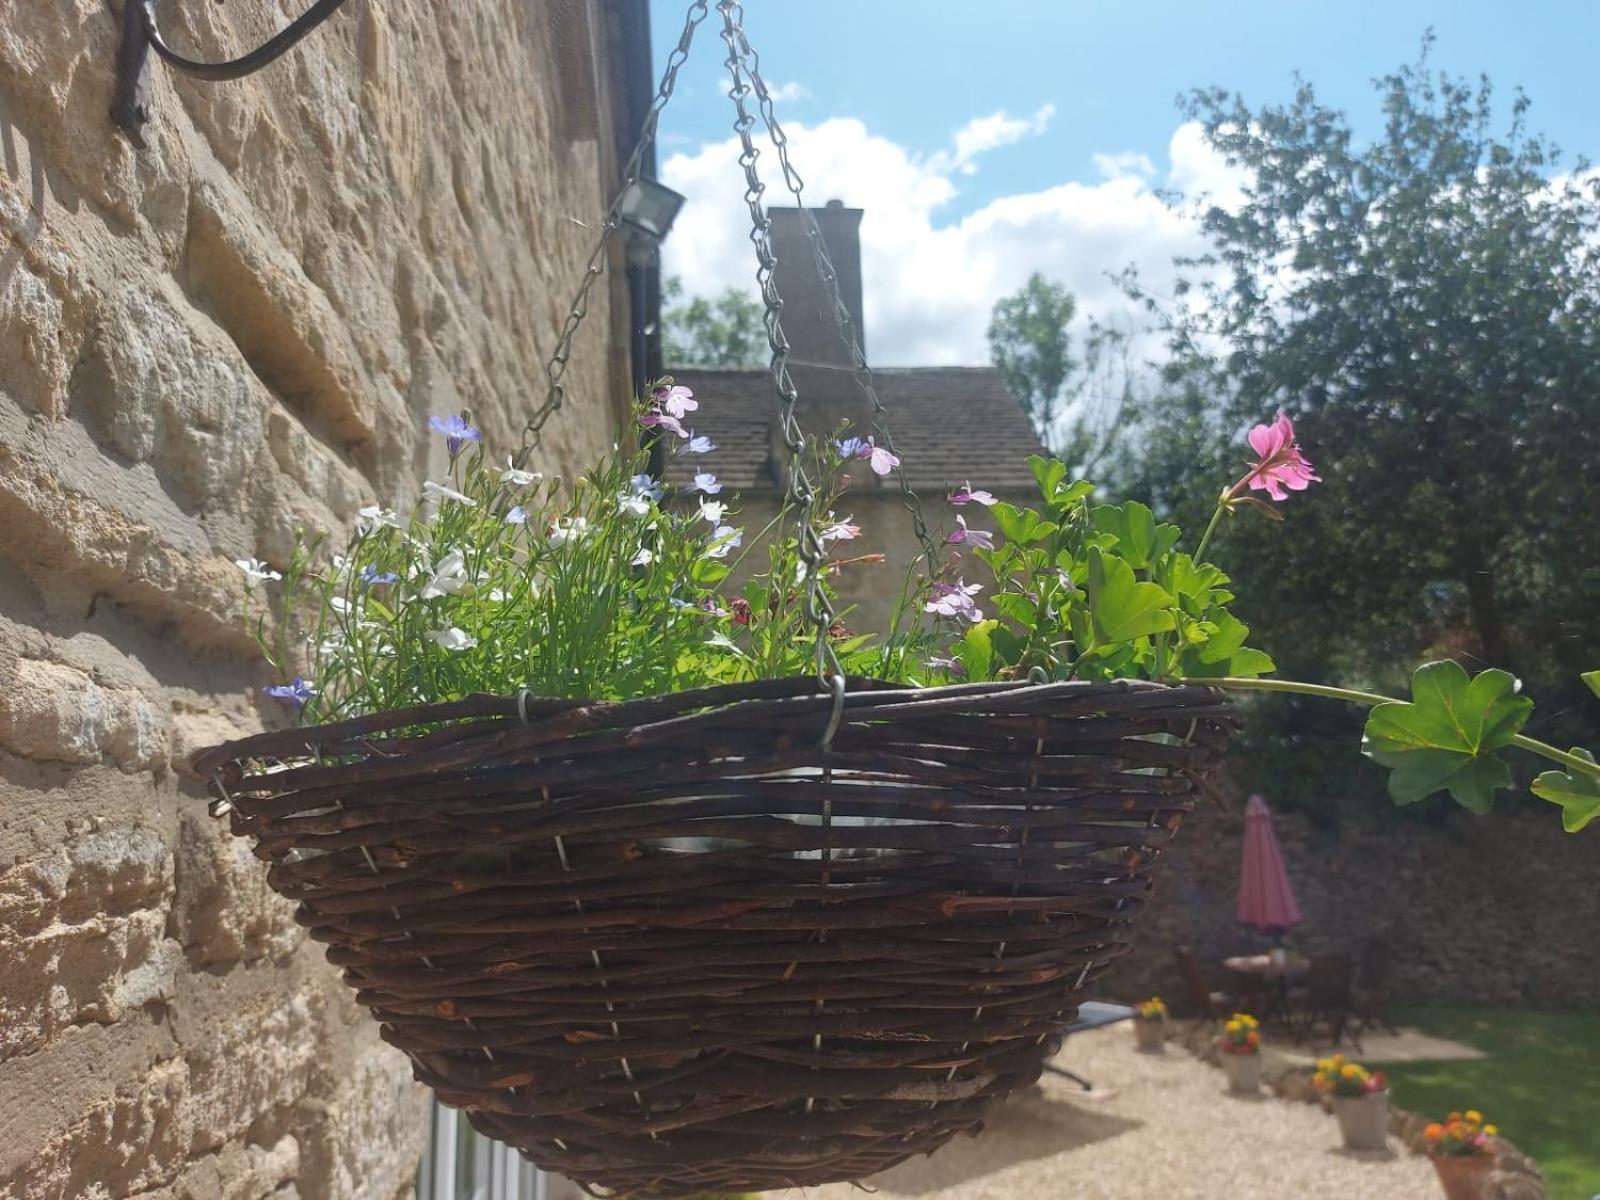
<box><xmin>771</xmin><ymin>1026</ymin><xmax>1441</xmax><ymax>1200</ymax></box>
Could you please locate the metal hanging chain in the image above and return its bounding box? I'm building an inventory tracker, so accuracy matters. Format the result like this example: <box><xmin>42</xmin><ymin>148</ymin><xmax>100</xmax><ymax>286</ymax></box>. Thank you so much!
<box><xmin>716</xmin><ymin>1</ymin><xmax>841</xmax><ymax>685</ymax></box>
<box><xmin>519</xmin><ymin>1</ymin><xmax>713</xmax><ymax>462</ymax></box>
<box><xmin>719</xmin><ymin>12</ymin><xmax>944</xmax><ymax>572</ymax></box>
<box><xmin>136</xmin><ymin>0</ymin><xmax>350</xmax><ymax>82</ymax></box>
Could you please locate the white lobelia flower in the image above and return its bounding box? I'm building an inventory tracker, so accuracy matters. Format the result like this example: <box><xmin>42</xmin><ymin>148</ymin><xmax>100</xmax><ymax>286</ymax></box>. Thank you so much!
<box><xmin>356</xmin><ymin>505</ymin><xmax>403</xmax><ymax>534</ymax></box>
<box><xmin>422</xmin><ymin>480</ymin><xmax>476</xmax><ymax>507</ymax></box>
<box><xmin>501</xmin><ymin>460</ymin><xmax>542</xmax><ymax>488</ymax></box>
<box><xmin>547</xmin><ymin>516</ymin><xmax>591</xmax><ymax>546</ymax></box>
<box><xmin>697</xmin><ymin>500</ymin><xmax>728</xmax><ymax>525</ymax></box>
<box><xmin>418</xmin><ymin>549</ymin><xmax>470</xmax><ymax>599</ymax></box>
<box><xmin>706</xmin><ymin>632</ymin><xmax>745</xmax><ymax>655</ymax></box>
<box><xmin>631</xmin><ymin>547</ymin><xmax>655</xmax><ymax>567</ymax></box>
<box><xmin>618</xmin><ymin>493</ymin><xmax>650</xmax><ymax>517</ymax></box>
<box><xmin>428</xmin><ymin>626</ymin><xmax>478</xmax><ymax>651</ymax></box>
<box><xmin>235</xmin><ymin>558</ymin><xmax>282</xmax><ymax>589</ymax></box>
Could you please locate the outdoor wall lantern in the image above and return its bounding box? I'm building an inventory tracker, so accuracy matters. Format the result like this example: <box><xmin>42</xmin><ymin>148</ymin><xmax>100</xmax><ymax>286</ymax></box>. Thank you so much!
<box><xmin>617</xmin><ymin>176</ymin><xmax>687</xmax><ymax>246</ymax></box>
<box><xmin>111</xmin><ymin>0</ymin><xmax>351</xmax><ymax>147</ymax></box>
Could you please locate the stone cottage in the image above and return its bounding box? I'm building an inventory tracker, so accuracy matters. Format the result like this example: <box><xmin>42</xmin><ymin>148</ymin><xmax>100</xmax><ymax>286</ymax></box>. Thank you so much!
<box><xmin>665</xmin><ymin>203</ymin><xmax>1047</xmax><ymax>634</ymax></box>
<box><xmin>0</xmin><ymin>2</ymin><xmax>655</xmax><ymax>1196</ymax></box>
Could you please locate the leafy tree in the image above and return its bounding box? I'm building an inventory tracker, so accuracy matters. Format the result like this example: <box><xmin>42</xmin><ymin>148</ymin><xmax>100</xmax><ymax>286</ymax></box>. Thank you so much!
<box><xmin>1113</xmin><ymin>42</ymin><xmax>1600</xmax><ymax>819</ymax></box>
<box><xmin>661</xmin><ymin>276</ymin><xmax>766</xmax><ymax>368</ymax></box>
<box><xmin>987</xmin><ymin>273</ymin><xmax>1077</xmax><ymax>447</ymax></box>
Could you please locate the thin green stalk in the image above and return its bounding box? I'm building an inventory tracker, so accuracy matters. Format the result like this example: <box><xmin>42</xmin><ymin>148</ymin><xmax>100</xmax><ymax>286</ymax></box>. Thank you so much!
<box><xmin>1187</xmin><ymin>675</ymin><xmax>1600</xmax><ymax>780</ymax></box>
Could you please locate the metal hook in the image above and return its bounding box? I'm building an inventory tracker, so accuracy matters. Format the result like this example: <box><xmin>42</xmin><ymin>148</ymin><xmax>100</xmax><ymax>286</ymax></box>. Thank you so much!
<box><xmin>818</xmin><ymin>673</ymin><xmax>846</xmax><ymax>753</ymax></box>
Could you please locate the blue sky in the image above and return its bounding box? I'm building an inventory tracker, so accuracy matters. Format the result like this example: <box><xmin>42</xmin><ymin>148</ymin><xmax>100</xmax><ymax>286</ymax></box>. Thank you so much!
<box><xmin>648</xmin><ymin>1</ymin><xmax>1599</xmax><ymax>365</ymax></box>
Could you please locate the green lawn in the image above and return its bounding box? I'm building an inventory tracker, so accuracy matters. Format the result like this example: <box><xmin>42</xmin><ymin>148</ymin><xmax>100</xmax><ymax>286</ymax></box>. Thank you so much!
<box><xmin>1382</xmin><ymin>1006</ymin><xmax>1600</xmax><ymax>1200</ymax></box>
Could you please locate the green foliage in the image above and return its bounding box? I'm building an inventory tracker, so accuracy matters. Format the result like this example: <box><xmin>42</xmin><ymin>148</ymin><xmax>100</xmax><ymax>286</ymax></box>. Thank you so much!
<box><xmin>246</xmin><ymin>399</ymin><xmax>867</xmax><ymax>722</ymax></box>
<box><xmin>931</xmin><ymin>455</ymin><xmax>1272</xmax><ymax>687</ymax></box>
<box><xmin>1109</xmin><ymin>41</ymin><xmax>1600</xmax><ymax>818</ymax></box>
<box><xmin>1531</xmin><ymin>748</ymin><xmax>1600</xmax><ymax>833</ymax></box>
<box><xmin>987</xmin><ymin>272</ymin><xmax>1077</xmax><ymax>448</ymax></box>
<box><xmin>1362</xmin><ymin>661</ymin><xmax>1533</xmax><ymax>813</ymax></box>
<box><xmin>661</xmin><ymin>277</ymin><xmax>766</xmax><ymax>368</ymax></box>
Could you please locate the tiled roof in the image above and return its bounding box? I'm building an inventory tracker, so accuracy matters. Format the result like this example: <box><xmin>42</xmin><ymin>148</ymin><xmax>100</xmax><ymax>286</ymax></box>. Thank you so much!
<box><xmin>662</xmin><ymin>367</ymin><xmax>1047</xmax><ymax>493</ymax></box>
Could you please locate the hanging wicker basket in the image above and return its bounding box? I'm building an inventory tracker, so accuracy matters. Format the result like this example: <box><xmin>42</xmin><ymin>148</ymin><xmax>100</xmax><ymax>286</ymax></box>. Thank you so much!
<box><xmin>195</xmin><ymin>675</ymin><xmax>1234</xmax><ymax>1195</ymax></box>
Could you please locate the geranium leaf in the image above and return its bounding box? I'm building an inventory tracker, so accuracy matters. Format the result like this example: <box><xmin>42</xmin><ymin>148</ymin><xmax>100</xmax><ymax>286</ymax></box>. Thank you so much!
<box><xmin>1091</xmin><ymin>501</ymin><xmax>1158</xmax><ymax>569</ymax></box>
<box><xmin>1361</xmin><ymin>660</ymin><xmax>1533</xmax><ymax>814</ymax></box>
<box><xmin>1085</xmin><ymin>548</ymin><xmax>1176</xmax><ymax>643</ymax></box>
<box><xmin>1530</xmin><ymin>748</ymin><xmax>1600</xmax><ymax>833</ymax></box>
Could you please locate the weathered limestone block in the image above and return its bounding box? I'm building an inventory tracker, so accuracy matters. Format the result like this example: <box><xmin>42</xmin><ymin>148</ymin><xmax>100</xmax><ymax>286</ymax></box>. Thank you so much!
<box><xmin>0</xmin><ymin>658</ymin><xmax>170</xmax><ymax>770</ymax></box>
<box><xmin>2</xmin><ymin>2</ymin><xmax>637</xmax><ymax>1196</ymax></box>
<box><xmin>174</xmin><ymin>807</ymin><xmax>302</xmax><ymax>967</ymax></box>
<box><xmin>0</xmin><ymin>822</ymin><xmax>177</xmax><ymax>1060</ymax></box>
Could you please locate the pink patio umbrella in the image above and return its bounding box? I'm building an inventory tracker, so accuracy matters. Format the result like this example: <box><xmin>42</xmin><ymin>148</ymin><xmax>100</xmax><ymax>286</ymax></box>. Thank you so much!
<box><xmin>1237</xmin><ymin>793</ymin><xmax>1303</xmax><ymax>935</ymax></box>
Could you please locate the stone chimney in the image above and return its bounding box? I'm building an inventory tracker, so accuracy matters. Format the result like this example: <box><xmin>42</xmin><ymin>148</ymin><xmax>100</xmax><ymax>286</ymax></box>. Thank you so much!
<box><xmin>769</xmin><ymin>201</ymin><xmax>865</xmax><ymax>369</ymax></box>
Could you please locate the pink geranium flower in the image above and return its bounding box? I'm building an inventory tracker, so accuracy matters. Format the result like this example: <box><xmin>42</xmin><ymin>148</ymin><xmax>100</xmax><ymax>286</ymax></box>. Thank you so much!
<box><xmin>1242</xmin><ymin>411</ymin><xmax>1320</xmax><ymax>501</ymax></box>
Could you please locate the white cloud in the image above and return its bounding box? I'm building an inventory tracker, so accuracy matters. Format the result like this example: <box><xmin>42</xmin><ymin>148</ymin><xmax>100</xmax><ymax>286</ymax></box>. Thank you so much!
<box><xmin>767</xmin><ymin>80</ymin><xmax>811</xmax><ymax>103</ymax></box>
<box><xmin>1092</xmin><ymin>150</ymin><xmax>1156</xmax><ymax>181</ymax></box>
<box><xmin>661</xmin><ymin>117</ymin><xmax>1247</xmax><ymax>367</ymax></box>
<box><xmin>927</xmin><ymin>104</ymin><xmax>1057</xmax><ymax>176</ymax></box>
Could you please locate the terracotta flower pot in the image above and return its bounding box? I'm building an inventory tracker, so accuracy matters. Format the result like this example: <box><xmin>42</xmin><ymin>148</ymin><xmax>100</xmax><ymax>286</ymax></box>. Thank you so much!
<box><xmin>1220</xmin><ymin>1049</ymin><xmax>1261</xmax><ymax>1094</ymax></box>
<box><xmin>1133</xmin><ymin>1017</ymin><xmax>1166</xmax><ymax>1053</ymax></box>
<box><xmin>1431</xmin><ymin>1153</ymin><xmax>1494</xmax><ymax>1200</ymax></box>
<box><xmin>1330</xmin><ymin>1091</ymin><xmax>1388</xmax><ymax>1150</ymax></box>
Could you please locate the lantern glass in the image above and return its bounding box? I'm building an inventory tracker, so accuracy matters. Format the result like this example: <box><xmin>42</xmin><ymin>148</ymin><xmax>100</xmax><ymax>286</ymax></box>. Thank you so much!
<box><xmin>618</xmin><ymin>178</ymin><xmax>686</xmax><ymax>242</ymax></box>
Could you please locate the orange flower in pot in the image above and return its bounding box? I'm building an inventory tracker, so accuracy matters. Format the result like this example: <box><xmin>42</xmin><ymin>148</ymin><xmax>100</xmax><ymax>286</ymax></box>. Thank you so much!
<box><xmin>1425</xmin><ymin>1110</ymin><xmax>1498</xmax><ymax>1200</ymax></box>
<box><xmin>1312</xmin><ymin>1055</ymin><xmax>1389</xmax><ymax>1150</ymax></box>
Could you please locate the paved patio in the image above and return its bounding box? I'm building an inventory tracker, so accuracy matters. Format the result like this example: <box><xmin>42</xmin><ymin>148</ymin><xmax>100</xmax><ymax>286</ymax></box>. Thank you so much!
<box><xmin>772</xmin><ymin>1024</ymin><xmax>1442</xmax><ymax>1200</ymax></box>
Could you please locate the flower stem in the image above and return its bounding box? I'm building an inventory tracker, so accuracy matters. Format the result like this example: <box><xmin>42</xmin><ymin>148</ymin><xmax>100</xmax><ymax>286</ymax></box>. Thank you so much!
<box><xmin>1192</xmin><ymin>502</ymin><xmax>1228</xmax><ymax>563</ymax></box>
<box><xmin>1185</xmin><ymin>676</ymin><xmax>1600</xmax><ymax>780</ymax></box>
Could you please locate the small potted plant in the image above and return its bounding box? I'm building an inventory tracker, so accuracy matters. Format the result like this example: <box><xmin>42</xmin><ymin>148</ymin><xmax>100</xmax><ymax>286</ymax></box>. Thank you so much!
<box><xmin>1218</xmin><ymin>1013</ymin><xmax>1263</xmax><ymax>1093</ymax></box>
<box><xmin>1312</xmin><ymin>1054</ymin><xmax>1388</xmax><ymax>1150</ymax></box>
<box><xmin>1132</xmin><ymin>997</ymin><xmax>1168</xmax><ymax>1052</ymax></box>
<box><xmin>1425</xmin><ymin>1111</ymin><xmax>1498</xmax><ymax>1200</ymax></box>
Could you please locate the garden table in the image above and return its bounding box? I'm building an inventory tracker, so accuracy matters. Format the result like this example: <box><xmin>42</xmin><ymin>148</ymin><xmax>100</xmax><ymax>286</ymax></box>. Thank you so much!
<box><xmin>1220</xmin><ymin>954</ymin><xmax>1309</xmax><ymax>1029</ymax></box>
<box><xmin>1044</xmin><ymin>1001</ymin><xmax>1136</xmax><ymax>1091</ymax></box>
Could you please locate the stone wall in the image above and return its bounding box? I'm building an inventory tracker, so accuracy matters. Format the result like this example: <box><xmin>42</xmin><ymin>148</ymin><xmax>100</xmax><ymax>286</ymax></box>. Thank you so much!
<box><xmin>1107</xmin><ymin>794</ymin><xmax>1600</xmax><ymax>1010</ymax></box>
<box><xmin>0</xmin><ymin>2</ymin><xmax>642</xmax><ymax>1196</ymax></box>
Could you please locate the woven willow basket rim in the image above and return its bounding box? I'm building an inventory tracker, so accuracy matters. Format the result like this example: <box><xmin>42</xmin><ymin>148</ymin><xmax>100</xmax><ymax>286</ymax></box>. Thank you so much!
<box><xmin>196</xmin><ymin>674</ymin><xmax>1236</xmax><ymax>1197</ymax></box>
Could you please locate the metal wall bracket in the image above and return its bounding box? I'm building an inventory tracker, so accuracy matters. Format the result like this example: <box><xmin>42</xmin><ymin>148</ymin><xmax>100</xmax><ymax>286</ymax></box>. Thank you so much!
<box><xmin>111</xmin><ymin>0</ymin><xmax>352</xmax><ymax>147</ymax></box>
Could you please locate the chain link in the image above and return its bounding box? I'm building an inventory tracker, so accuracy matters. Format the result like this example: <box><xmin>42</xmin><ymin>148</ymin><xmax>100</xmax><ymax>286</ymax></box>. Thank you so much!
<box><xmin>518</xmin><ymin>1</ymin><xmax>713</xmax><ymax>465</ymax></box>
<box><xmin>715</xmin><ymin>1</ymin><xmax>842</xmax><ymax>683</ymax></box>
<box><xmin>719</xmin><ymin>11</ymin><xmax>943</xmax><ymax>571</ymax></box>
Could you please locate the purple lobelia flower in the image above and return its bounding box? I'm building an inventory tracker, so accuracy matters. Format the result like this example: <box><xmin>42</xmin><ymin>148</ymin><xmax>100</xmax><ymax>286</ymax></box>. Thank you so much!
<box><xmin>655</xmin><ymin>384</ymin><xmax>698</xmax><ymax>420</ymax></box>
<box><xmin>949</xmin><ymin>482</ymin><xmax>997</xmax><ymax>507</ymax></box>
<box><xmin>639</xmin><ymin>409</ymin><xmax>686</xmax><ymax>438</ymax></box>
<box><xmin>945</xmin><ymin>514</ymin><xmax>995</xmax><ymax>550</ymax></box>
<box><xmin>839</xmin><ymin>435</ymin><xmax>900</xmax><ymax>476</ymax></box>
<box><xmin>429</xmin><ymin>414</ymin><xmax>482</xmax><ymax>456</ymax></box>
<box><xmin>263</xmin><ymin>677</ymin><xmax>317</xmax><ymax>709</ymax></box>
<box><xmin>360</xmin><ymin>565</ymin><xmax>400</xmax><ymax>586</ymax></box>
<box><xmin>630</xmin><ymin>473</ymin><xmax>666</xmax><ymax>502</ymax></box>
<box><xmin>924</xmin><ymin>580</ymin><xmax>984</xmax><ymax>623</ymax></box>
<box><xmin>689</xmin><ymin>472</ymin><xmax>722</xmax><ymax>496</ymax></box>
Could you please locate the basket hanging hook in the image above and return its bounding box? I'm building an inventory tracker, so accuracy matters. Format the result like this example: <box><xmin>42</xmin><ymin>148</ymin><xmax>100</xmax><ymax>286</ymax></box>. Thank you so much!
<box><xmin>111</xmin><ymin>0</ymin><xmax>351</xmax><ymax>146</ymax></box>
